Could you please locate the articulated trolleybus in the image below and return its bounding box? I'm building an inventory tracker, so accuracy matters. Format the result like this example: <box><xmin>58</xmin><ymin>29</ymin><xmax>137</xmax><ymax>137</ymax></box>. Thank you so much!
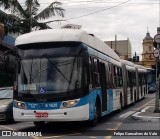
<box><xmin>13</xmin><ymin>29</ymin><xmax>147</xmax><ymax>126</ymax></box>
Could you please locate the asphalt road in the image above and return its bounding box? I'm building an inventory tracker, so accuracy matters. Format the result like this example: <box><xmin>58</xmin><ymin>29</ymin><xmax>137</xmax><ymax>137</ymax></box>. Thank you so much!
<box><xmin>0</xmin><ymin>93</ymin><xmax>159</xmax><ymax>139</ymax></box>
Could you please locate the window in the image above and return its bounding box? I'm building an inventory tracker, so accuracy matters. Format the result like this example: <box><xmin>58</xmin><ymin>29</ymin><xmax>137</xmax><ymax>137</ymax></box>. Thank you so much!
<box><xmin>127</xmin><ymin>71</ymin><xmax>131</xmax><ymax>87</ymax></box>
<box><xmin>93</xmin><ymin>58</ymin><xmax>100</xmax><ymax>87</ymax></box>
<box><xmin>149</xmin><ymin>55</ymin><xmax>152</xmax><ymax>60</ymax></box>
<box><xmin>89</xmin><ymin>57</ymin><xmax>93</xmax><ymax>85</ymax></box>
<box><xmin>108</xmin><ymin>63</ymin><xmax>113</xmax><ymax>88</ymax></box>
<box><xmin>149</xmin><ymin>46</ymin><xmax>152</xmax><ymax>51</ymax></box>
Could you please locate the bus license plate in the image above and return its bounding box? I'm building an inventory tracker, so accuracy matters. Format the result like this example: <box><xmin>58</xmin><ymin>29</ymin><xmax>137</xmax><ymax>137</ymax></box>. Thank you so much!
<box><xmin>35</xmin><ymin>112</ymin><xmax>48</xmax><ymax>118</ymax></box>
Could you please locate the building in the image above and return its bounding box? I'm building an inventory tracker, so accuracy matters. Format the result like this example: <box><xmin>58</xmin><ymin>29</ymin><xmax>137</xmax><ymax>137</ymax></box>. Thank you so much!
<box><xmin>0</xmin><ymin>22</ymin><xmax>14</xmax><ymax>61</ymax></box>
<box><xmin>105</xmin><ymin>38</ymin><xmax>132</xmax><ymax>60</ymax></box>
<box><xmin>2</xmin><ymin>35</ymin><xmax>15</xmax><ymax>46</ymax></box>
<box><xmin>141</xmin><ymin>31</ymin><xmax>155</xmax><ymax>68</ymax></box>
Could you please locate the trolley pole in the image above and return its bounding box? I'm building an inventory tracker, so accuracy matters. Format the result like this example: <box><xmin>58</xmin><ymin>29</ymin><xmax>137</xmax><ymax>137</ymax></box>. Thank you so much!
<box><xmin>154</xmin><ymin>27</ymin><xmax>160</xmax><ymax>113</ymax></box>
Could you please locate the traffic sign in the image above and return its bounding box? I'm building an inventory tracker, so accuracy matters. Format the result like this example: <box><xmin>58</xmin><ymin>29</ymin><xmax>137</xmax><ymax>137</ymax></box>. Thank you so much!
<box><xmin>154</xmin><ymin>34</ymin><xmax>160</xmax><ymax>43</ymax></box>
<box><xmin>154</xmin><ymin>49</ymin><xmax>160</xmax><ymax>58</ymax></box>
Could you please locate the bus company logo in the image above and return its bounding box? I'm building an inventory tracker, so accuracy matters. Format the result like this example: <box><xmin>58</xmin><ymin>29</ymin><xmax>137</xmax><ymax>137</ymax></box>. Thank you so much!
<box><xmin>2</xmin><ymin>131</ymin><xmax>11</xmax><ymax>136</ymax></box>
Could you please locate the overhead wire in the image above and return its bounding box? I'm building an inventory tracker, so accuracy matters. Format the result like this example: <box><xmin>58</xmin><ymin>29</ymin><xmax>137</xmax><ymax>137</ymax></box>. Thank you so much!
<box><xmin>46</xmin><ymin>0</ymin><xmax>132</xmax><ymax>23</ymax></box>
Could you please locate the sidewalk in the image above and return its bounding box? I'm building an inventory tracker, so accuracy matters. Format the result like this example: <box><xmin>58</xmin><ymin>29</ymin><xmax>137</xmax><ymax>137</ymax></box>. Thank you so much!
<box><xmin>132</xmin><ymin>102</ymin><xmax>160</xmax><ymax>121</ymax></box>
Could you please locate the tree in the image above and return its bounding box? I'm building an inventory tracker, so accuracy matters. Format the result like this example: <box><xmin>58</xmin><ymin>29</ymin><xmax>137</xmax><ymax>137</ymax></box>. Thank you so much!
<box><xmin>0</xmin><ymin>0</ymin><xmax>65</xmax><ymax>34</ymax></box>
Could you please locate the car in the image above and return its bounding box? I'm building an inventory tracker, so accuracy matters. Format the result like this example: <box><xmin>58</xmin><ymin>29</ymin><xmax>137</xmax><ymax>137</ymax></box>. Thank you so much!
<box><xmin>0</xmin><ymin>87</ymin><xmax>13</xmax><ymax>122</ymax></box>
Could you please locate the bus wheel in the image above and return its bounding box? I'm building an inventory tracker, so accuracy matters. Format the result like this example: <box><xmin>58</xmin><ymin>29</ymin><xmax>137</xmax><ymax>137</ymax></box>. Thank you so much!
<box><xmin>33</xmin><ymin>121</ymin><xmax>45</xmax><ymax>127</ymax></box>
<box><xmin>89</xmin><ymin>101</ymin><xmax>101</xmax><ymax>126</ymax></box>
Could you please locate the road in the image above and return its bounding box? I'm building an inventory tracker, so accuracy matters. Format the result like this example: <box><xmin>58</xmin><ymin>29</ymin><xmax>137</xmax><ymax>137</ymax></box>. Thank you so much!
<box><xmin>0</xmin><ymin>93</ymin><xmax>159</xmax><ymax>139</ymax></box>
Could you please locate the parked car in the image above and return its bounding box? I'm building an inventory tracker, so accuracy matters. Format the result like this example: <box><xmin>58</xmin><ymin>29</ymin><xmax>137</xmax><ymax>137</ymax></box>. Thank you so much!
<box><xmin>0</xmin><ymin>87</ymin><xmax>13</xmax><ymax>121</ymax></box>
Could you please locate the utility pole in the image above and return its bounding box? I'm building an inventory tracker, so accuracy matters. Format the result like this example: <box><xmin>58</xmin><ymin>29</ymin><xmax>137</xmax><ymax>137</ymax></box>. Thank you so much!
<box><xmin>115</xmin><ymin>35</ymin><xmax>117</xmax><ymax>52</ymax></box>
<box><xmin>153</xmin><ymin>27</ymin><xmax>160</xmax><ymax>113</ymax></box>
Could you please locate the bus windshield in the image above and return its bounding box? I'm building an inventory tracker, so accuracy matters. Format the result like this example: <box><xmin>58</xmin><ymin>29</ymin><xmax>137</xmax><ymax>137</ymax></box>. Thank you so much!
<box><xmin>16</xmin><ymin>42</ymin><xmax>86</xmax><ymax>100</ymax></box>
<box><xmin>18</xmin><ymin>56</ymin><xmax>82</xmax><ymax>94</ymax></box>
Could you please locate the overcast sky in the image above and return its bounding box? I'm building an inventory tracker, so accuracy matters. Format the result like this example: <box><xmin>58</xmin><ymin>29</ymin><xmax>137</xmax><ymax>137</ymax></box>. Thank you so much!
<box><xmin>16</xmin><ymin>0</ymin><xmax>160</xmax><ymax>57</ymax></box>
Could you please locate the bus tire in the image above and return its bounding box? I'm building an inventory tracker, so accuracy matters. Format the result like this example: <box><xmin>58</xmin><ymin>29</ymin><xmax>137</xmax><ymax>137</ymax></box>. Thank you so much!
<box><xmin>33</xmin><ymin>121</ymin><xmax>45</xmax><ymax>127</ymax></box>
<box><xmin>89</xmin><ymin>100</ymin><xmax>101</xmax><ymax>126</ymax></box>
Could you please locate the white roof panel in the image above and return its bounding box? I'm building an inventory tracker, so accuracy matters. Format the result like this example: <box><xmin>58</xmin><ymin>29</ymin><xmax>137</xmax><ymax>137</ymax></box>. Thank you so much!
<box><xmin>135</xmin><ymin>64</ymin><xmax>147</xmax><ymax>72</ymax></box>
<box><xmin>15</xmin><ymin>29</ymin><xmax>120</xmax><ymax>61</ymax></box>
<box><xmin>121</xmin><ymin>59</ymin><xmax>136</xmax><ymax>71</ymax></box>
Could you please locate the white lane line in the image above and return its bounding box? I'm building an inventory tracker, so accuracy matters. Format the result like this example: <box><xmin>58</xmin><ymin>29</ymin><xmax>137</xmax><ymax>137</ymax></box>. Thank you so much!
<box><xmin>132</xmin><ymin>112</ymin><xmax>160</xmax><ymax>119</ymax></box>
<box><xmin>141</xmin><ymin>106</ymin><xmax>152</xmax><ymax>112</ymax></box>
<box><xmin>0</xmin><ymin>125</ymin><xmax>16</xmax><ymax>131</ymax></box>
<box><xmin>119</xmin><ymin>111</ymin><xmax>136</xmax><ymax>118</ymax></box>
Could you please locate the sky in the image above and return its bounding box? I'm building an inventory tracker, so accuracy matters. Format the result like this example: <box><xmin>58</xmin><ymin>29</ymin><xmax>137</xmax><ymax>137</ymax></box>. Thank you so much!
<box><xmin>4</xmin><ymin>0</ymin><xmax>160</xmax><ymax>58</ymax></box>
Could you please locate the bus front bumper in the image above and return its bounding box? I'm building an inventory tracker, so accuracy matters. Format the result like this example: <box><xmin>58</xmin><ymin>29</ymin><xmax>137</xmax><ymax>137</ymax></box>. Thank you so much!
<box><xmin>13</xmin><ymin>104</ymin><xmax>89</xmax><ymax>122</ymax></box>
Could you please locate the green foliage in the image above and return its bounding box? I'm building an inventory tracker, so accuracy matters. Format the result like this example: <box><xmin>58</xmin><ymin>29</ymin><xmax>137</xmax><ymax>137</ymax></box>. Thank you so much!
<box><xmin>0</xmin><ymin>0</ymin><xmax>65</xmax><ymax>34</ymax></box>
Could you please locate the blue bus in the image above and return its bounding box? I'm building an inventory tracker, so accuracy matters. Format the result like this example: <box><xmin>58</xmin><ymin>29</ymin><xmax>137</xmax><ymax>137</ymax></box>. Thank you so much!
<box><xmin>147</xmin><ymin>68</ymin><xmax>156</xmax><ymax>93</ymax></box>
<box><xmin>13</xmin><ymin>29</ymin><xmax>147</xmax><ymax>126</ymax></box>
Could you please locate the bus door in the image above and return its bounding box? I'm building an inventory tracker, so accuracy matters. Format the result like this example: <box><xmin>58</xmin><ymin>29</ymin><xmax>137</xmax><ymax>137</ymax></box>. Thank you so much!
<box><xmin>100</xmin><ymin>62</ymin><xmax>107</xmax><ymax>112</ymax></box>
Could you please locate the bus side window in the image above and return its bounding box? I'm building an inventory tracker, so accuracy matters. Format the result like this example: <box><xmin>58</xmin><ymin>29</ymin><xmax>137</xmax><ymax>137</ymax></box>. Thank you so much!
<box><xmin>127</xmin><ymin>71</ymin><xmax>131</xmax><ymax>87</ymax></box>
<box><xmin>139</xmin><ymin>73</ymin><xmax>142</xmax><ymax>85</ymax></box>
<box><xmin>109</xmin><ymin>63</ymin><xmax>113</xmax><ymax>88</ymax></box>
<box><xmin>89</xmin><ymin>56</ymin><xmax>93</xmax><ymax>86</ymax></box>
<box><xmin>120</xmin><ymin>68</ymin><xmax>123</xmax><ymax>87</ymax></box>
<box><xmin>113</xmin><ymin>65</ymin><xmax>117</xmax><ymax>87</ymax></box>
<box><xmin>93</xmin><ymin>58</ymin><xmax>100</xmax><ymax>87</ymax></box>
<box><xmin>117</xmin><ymin>67</ymin><xmax>123</xmax><ymax>87</ymax></box>
<box><xmin>111</xmin><ymin>65</ymin><xmax>115</xmax><ymax>88</ymax></box>
<box><xmin>105</xmin><ymin>62</ymin><xmax>110</xmax><ymax>89</ymax></box>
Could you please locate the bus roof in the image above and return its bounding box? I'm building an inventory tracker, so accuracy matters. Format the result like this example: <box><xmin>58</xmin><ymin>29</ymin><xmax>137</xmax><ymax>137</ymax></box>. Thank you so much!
<box><xmin>135</xmin><ymin>64</ymin><xmax>147</xmax><ymax>72</ymax></box>
<box><xmin>15</xmin><ymin>29</ymin><xmax>120</xmax><ymax>61</ymax></box>
<box><xmin>120</xmin><ymin>59</ymin><xmax>136</xmax><ymax>71</ymax></box>
<box><xmin>120</xmin><ymin>59</ymin><xmax>135</xmax><ymax>67</ymax></box>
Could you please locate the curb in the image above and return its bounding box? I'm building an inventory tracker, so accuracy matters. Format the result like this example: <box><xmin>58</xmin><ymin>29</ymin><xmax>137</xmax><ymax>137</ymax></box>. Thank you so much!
<box><xmin>132</xmin><ymin>106</ymin><xmax>160</xmax><ymax>122</ymax></box>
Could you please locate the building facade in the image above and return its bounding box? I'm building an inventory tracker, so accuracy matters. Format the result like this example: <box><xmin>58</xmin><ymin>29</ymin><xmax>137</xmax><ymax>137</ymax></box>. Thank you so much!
<box><xmin>105</xmin><ymin>38</ymin><xmax>132</xmax><ymax>60</ymax></box>
<box><xmin>141</xmin><ymin>31</ymin><xmax>155</xmax><ymax>68</ymax></box>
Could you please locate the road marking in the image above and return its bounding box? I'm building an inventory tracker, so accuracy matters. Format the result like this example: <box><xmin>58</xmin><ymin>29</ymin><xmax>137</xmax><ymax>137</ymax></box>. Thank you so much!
<box><xmin>132</xmin><ymin>112</ymin><xmax>160</xmax><ymax>120</ymax></box>
<box><xmin>106</xmin><ymin>128</ymin><xmax>116</xmax><ymax>130</ymax></box>
<box><xmin>115</xmin><ymin>122</ymin><xmax>122</xmax><ymax>129</ymax></box>
<box><xmin>119</xmin><ymin>111</ymin><xmax>136</xmax><ymax>118</ymax></box>
<box><xmin>135</xmin><ymin>99</ymin><xmax>155</xmax><ymax>111</ymax></box>
<box><xmin>89</xmin><ymin>137</ymin><xmax>97</xmax><ymax>138</ymax></box>
<box><xmin>0</xmin><ymin>125</ymin><xmax>16</xmax><ymax>131</ymax></box>
<box><xmin>104</xmin><ymin>136</ymin><xmax>112</xmax><ymax>139</ymax></box>
<box><xmin>141</xmin><ymin>106</ymin><xmax>152</xmax><ymax>112</ymax></box>
<box><xmin>104</xmin><ymin>122</ymin><xmax>122</xmax><ymax>138</ymax></box>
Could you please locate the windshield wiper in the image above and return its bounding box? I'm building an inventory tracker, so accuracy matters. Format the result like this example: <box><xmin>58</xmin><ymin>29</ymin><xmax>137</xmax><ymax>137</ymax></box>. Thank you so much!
<box><xmin>0</xmin><ymin>98</ymin><xmax>12</xmax><ymax>100</ymax></box>
<box><xmin>67</xmin><ymin>56</ymin><xmax>77</xmax><ymax>93</ymax></box>
<box><xmin>41</xmin><ymin>54</ymin><xmax>70</xmax><ymax>83</ymax></box>
<box><xmin>21</xmin><ymin>58</ymin><xmax>35</xmax><ymax>83</ymax></box>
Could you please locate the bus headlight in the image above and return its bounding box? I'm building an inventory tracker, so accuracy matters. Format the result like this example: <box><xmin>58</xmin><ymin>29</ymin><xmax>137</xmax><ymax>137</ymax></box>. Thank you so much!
<box><xmin>61</xmin><ymin>99</ymin><xmax>80</xmax><ymax>108</ymax></box>
<box><xmin>15</xmin><ymin>101</ymin><xmax>26</xmax><ymax>109</ymax></box>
